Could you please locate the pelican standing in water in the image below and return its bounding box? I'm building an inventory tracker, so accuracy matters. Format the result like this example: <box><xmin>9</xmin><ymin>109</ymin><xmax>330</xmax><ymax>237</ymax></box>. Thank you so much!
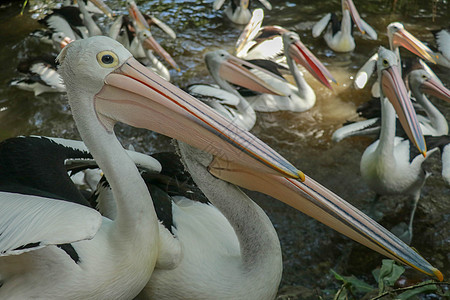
<box><xmin>359</xmin><ymin>47</ymin><xmax>438</xmax><ymax>244</ymax></box>
<box><xmin>312</xmin><ymin>0</ymin><xmax>377</xmax><ymax>52</ymax></box>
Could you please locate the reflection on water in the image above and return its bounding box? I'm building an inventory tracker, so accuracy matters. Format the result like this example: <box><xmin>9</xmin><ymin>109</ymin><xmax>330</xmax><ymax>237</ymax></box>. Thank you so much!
<box><xmin>0</xmin><ymin>0</ymin><xmax>449</xmax><ymax>297</ymax></box>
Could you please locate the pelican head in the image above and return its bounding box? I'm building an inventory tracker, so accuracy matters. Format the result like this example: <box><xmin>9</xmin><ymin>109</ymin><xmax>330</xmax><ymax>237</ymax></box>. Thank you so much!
<box><xmin>408</xmin><ymin>69</ymin><xmax>450</xmax><ymax>102</ymax></box>
<box><xmin>282</xmin><ymin>31</ymin><xmax>336</xmax><ymax>89</ymax></box>
<box><xmin>52</xmin><ymin>32</ymin><xmax>74</xmax><ymax>49</ymax></box>
<box><xmin>57</xmin><ymin>36</ymin><xmax>301</xmax><ymax>179</ymax></box>
<box><xmin>387</xmin><ymin>22</ymin><xmax>436</xmax><ymax>64</ymax></box>
<box><xmin>205</xmin><ymin>49</ymin><xmax>286</xmax><ymax>95</ymax></box>
<box><xmin>377</xmin><ymin>47</ymin><xmax>427</xmax><ymax>156</ymax></box>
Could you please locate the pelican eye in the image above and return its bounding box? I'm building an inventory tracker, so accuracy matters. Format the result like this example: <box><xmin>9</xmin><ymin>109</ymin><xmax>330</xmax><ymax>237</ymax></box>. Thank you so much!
<box><xmin>96</xmin><ymin>51</ymin><xmax>119</xmax><ymax>68</ymax></box>
<box><xmin>382</xmin><ymin>59</ymin><xmax>389</xmax><ymax>67</ymax></box>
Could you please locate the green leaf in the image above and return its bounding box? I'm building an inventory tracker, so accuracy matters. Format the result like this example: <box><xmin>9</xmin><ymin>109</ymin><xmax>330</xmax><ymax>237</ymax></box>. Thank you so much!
<box><xmin>331</xmin><ymin>269</ymin><xmax>345</xmax><ymax>282</ymax></box>
<box><xmin>330</xmin><ymin>269</ymin><xmax>375</xmax><ymax>295</ymax></box>
<box><xmin>377</xmin><ymin>260</ymin><xmax>405</xmax><ymax>292</ymax></box>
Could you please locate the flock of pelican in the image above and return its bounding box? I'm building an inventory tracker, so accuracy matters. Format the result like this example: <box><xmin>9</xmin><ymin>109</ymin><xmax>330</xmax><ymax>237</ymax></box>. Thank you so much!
<box><xmin>1</xmin><ymin>0</ymin><xmax>449</xmax><ymax>299</ymax></box>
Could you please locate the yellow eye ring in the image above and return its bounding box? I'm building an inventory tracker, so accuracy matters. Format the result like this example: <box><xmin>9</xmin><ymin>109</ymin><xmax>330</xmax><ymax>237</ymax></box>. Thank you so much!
<box><xmin>382</xmin><ymin>59</ymin><xmax>389</xmax><ymax>67</ymax></box>
<box><xmin>96</xmin><ymin>51</ymin><xmax>119</xmax><ymax>68</ymax></box>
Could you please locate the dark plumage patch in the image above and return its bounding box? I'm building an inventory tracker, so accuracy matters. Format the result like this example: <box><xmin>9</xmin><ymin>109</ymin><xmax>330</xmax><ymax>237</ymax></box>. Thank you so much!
<box><xmin>254</xmin><ymin>26</ymin><xmax>287</xmax><ymax>42</ymax></box>
<box><xmin>408</xmin><ymin>135</ymin><xmax>450</xmax><ymax>163</ymax></box>
<box><xmin>330</xmin><ymin>13</ymin><xmax>341</xmax><ymax>36</ymax></box>
<box><xmin>39</xmin><ymin>7</ymin><xmax>84</xmax><ymax>38</ymax></box>
<box><xmin>246</xmin><ymin>59</ymin><xmax>287</xmax><ymax>78</ymax></box>
<box><xmin>13</xmin><ymin>242</ymin><xmax>41</xmax><ymax>251</ymax></box>
<box><xmin>17</xmin><ymin>55</ymin><xmax>58</xmax><ymax>75</ymax></box>
<box><xmin>184</xmin><ymin>84</ymin><xmax>234</xmax><ymax>104</ymax></box>
<box><xmin>145</xmin><ymin>152</ymin><xmax>210</xmax><ymax>232</ymax></box>
<box><xmin>357</xmin><ymin>97</ymin><xmax>381</xmax><ymax>119</ymax></box>
<box><xmin>57</xmin><ymin>243</ymin><xmax>80</xmax><ymax>264</ymax></box>
<box><xmin>0</xmin><ymin>136</ymin><xmax>93</xmax><ymax>207</ymax></box>
<box><xmin>120</xmin><ymin>16</ymin><xmax>136</xmax><ymax>45</ymax></box>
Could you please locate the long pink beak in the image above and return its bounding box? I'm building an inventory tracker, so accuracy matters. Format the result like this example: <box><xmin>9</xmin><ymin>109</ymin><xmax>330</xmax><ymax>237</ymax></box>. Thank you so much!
<box><xmin>381</xmin><ymin>66</ymin><xmax>427</xmax><ymax>156</ymax></box>
<box><xmin>392</xmin><ymin>28</ymin><xmax>436</xmax><ymax>64</ymax></box>
<box><xmin>289</xmin><ymin>39</ymin><xmax>337</xmax><ymax>89</ymax></box>
<box><xmin>94</xmin><ymin>57</ymin><xmax>303</xmax><ymax>179</ymax></box>
<box><xmin>420</xmin><ymin>76</ymin><xmax>450</xmax><ymax>102</ymax></box>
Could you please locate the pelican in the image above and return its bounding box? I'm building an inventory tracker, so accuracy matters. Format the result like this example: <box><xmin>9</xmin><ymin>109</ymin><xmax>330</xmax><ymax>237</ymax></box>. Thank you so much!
<box><xmin>431</xmin><ymin>27</ymin><xmax>450</xmax><ymax>68</ymax></box>
<box><xmin>312</xmin><ymin>0</ymin><xmax>377</xmax><ymax>52</ymax></box>
<box><xmin>213</xmin><ymin>0</ymin><xmax>272</xmax><ymax>25</ymax></box>
<box><xmin>0</xmin><ymin>36</ymin><xmax>305</xmax><ymax>298</ymax></box>
<box><xmin>187</xmin><ymin>49</ymin><xmax>285</xmax><ymax>130</ymax></box>
<box><xmin>359</xmin><ymin>47</ymin><xmax>439</xmax><ymax>244</ymax></box>
<box><xmin>241</xmin><ymin>31</ymin><xmax>336</xmax><ymax>112</ymax></box>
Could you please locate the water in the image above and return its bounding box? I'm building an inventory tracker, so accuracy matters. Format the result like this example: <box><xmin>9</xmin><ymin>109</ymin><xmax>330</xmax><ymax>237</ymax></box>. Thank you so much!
<box><xmin>0</xmin><ymin>0</ymin><xmax>449</xmax><ymax>297</ymax></box>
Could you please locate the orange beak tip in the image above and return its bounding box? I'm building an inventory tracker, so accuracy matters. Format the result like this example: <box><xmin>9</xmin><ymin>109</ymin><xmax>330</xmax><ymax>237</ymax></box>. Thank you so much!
<box><xmin>433</xmin><ymin>268</ymin><xmax>444</xmax><ymax>282</ymax></box>
<box><xmin>298</xmin><ymin>171</ymin><xmax>306</xmax><ymax>182</ymax></box>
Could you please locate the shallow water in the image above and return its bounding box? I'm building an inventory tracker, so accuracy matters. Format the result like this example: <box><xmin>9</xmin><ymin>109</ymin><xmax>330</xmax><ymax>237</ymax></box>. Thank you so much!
<box><xmin>0</xmin><ymin>0</ymin><xmax>449</xmax><ymax>298</ymax></box>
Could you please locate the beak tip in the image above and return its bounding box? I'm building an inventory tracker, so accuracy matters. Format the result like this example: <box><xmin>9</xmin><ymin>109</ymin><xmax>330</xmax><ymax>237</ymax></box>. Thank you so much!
<box><xmin>433</xmin><ymin>268</ymin><xmax>444</xmax><ymax>282</ymax></box>
<box><xmin>298</xmin><ymin>171</ymin><xmax>306</xmax><ymax>182</ymax></box>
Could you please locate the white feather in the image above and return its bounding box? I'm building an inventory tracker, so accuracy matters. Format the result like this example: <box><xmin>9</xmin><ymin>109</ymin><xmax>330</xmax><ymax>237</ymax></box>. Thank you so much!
<box><xmin>354</xmin><ymin>53</ymin><xmax>378</xmax><ymax>89</ymax></box>
<box><xmin>312</xmin><ymin>13</ymin><xmax>331</xmax><ymax>38</ymax></box>
<box><xmin>435</xmin><ymin>29</ymin><xmax>450</xmax><ymax>60</ymax></box>
<box><xmin>45</xmin><ymin>15</ymin><xmax>78</xmax><ymax>40</ymax></box>
<box><xmin>0</xmin><ymin>192</ymin><xmax>101</xmax><ymax>256</ymax></box>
